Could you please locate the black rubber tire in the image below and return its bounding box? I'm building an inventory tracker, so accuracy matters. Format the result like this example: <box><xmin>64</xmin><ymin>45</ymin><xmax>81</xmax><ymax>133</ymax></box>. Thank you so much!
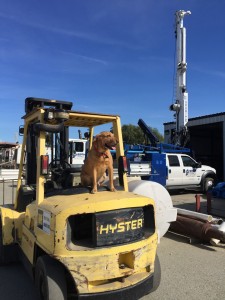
<box><xmin>0</xmin><ymin>219</ymin><xmax>6</xmax><ymax>265</ymax></box>
<box><xmin>152</xmin><ymin>254</ymin><xmax>161</xmax><ymax>292</ymax></box>
<box><xmin>0</xmin><ymin>217</ymin><xmax>19</xmax><ymax>265</ymax></box>
<box><xmin>35</xmin><ymin>255</ymin><xmax>67</xmax><ymax>300</ymax></box>
<box><xmin>203</xmin><ymin>177</ymin><xmax>214</xmax><ymax>193</ymax></box>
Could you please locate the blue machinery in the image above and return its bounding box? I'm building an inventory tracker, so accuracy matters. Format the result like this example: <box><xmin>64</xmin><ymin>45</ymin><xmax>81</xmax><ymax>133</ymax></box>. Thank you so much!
<box><xmin>124</xmin><ymin>119</ymin><xmax>190</xmax><ymax>186</ymax></box>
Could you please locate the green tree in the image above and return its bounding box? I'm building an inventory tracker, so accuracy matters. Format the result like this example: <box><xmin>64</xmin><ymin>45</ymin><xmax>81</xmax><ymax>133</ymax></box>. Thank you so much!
<box><xmin>122</xmin><ymin>124</ymin><xmax>163</xmax><ymax>145</ymax></box>
<box><xmin>150</xmin><ymin>127</ymin><xmax>164</xmax><ymax>142</ymax></box>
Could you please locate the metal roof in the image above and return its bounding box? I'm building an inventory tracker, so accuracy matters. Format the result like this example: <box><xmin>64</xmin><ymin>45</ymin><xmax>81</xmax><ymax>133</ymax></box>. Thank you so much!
<box><xmin>0</xmin><ymin>142</ymin><xmax>18</xmax><ymax>149</ymax></box>
<box><xmin>164</xmin><ymin>112</ymin><xmax>225</xmax><ymax>125</ymax></box>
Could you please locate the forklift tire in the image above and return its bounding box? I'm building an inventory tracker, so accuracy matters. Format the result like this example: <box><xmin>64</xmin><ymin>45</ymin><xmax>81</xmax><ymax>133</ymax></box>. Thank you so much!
<box><xmin>151</xmin><ymin>254</ymin><xmax>161</xmax><ymax>293</ymax></box>
<box><xmin>0</xmin><ymin>217</ymin><xmax>18</xmax><ymax>265</ymax></box>
<box><xmin>35</xmin><ymin>255</ymin><xmax>67</xmax><ymax>300</ymax></box>
<box><xmin>0</xmin><ymin>221</ymin><xmax>6</xmax><ymax>265</ymax></box>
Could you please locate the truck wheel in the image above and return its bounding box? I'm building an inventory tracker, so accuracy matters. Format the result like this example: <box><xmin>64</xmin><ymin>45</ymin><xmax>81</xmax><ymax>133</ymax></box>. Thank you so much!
<box><xmin>203</xmin><ymin>177</ymin><xmax>214</xmax><ymax>193</ymax></box>
<box><xmin>152</xmin><ymin>254</ymin><xmax>161</xmax><ymax>292</ymax></box>
<box><xmin>35</xmin><ymin>255</ymin><xmax>67</xmax><ymax>300</ymax></box>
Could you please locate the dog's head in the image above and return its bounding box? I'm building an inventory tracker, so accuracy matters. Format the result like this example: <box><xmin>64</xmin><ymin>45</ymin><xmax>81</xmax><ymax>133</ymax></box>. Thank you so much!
<box><xmin>94</xmin><ymin>131</ymin><xmax>118</xmax><ymax>152</ymax></box>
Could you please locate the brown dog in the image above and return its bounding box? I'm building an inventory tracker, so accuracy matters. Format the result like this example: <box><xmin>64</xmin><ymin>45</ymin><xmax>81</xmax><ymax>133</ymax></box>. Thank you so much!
<box><xmin>81</xmin><ymin>131</ymin><xmax>118</xmax><ymax>193</ymax></box>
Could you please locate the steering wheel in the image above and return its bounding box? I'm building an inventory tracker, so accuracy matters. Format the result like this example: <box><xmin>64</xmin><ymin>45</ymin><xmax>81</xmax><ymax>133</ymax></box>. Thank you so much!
<box><xmin>49</xmin><ymin>159</ymin><xmax>71</xmax><ymax>176</ymax></box>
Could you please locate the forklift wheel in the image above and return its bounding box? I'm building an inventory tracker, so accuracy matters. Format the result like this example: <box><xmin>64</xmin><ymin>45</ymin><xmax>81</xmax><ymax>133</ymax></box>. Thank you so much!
<box><xmin>151</xmin><ymin>254</ymin><xmax>161</xmax><ymax>292</ymax></box>
<box><xmin>35</xmin><ymin>255</ymin><xmax>67</xmax><ymax>300</ymax></box>
<box><xmin>0</xmin><ymin>220</ymin><xmax>6</xmax><ymax>265</ymax></box>
<box><xmin>0</xmin><ymin>217</ymin><xmax>19</xmax><ymax>265</ymax></box>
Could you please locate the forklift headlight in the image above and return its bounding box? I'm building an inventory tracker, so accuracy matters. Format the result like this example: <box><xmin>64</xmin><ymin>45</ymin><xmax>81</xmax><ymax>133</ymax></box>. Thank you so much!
<box><xmin>47</xmin><ymin>111</ymin><xmax>54</xmax><ymax>120</ymax></box>
<box><xmin>44</xmin><ymin>110</ymin><xmax>54</xmax><ymax>121</ymax></box>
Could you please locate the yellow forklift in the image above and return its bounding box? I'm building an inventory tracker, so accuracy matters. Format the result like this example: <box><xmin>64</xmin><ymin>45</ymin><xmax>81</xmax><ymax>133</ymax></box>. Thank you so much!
<box><xmin>0</xmin><ymin>98</ymin><xmax>160</xmax><ymax>300</ymax></box>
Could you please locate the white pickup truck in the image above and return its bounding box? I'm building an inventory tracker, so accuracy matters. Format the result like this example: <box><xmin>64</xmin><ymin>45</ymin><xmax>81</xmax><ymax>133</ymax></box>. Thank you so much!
<box><xmin>166</xmin><ymin>153</ymin><xmax>216</xmax><ymax>192</ymax></box>
<box><xmin>128</xmin><ymin>152</ymin><xmax>217</xmax><ymax>193</ymax></box>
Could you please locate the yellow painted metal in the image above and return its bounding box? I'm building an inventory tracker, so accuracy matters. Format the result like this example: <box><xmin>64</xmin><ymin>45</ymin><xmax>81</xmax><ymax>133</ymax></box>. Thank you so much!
<box><xmin>22</xmin><ymin>108</ymin><xmax>43</xmax><ymax>123</ymax></box>
<box><xmin>24</xmin><ymin>203</ymin><xmax>36</xmax><ymax>229</ymax></box>
<box><xmin>34</xmin><ymin>191</ymin><xmax>156</xmax><ymax>255</ymax></box>
<box><xmin>15</xmin><ymin>108</ymin><xmax>46</xmax><ymax>208</ymax></box>
<box><xmin>14</xmin><ymin>122</ymin><xmax>28</xmax><ymax>209</ymax></box>
<box><xmin>89</xmin><ymin>126</ymin><xmax>94</xmax><ymax>150</ymax></box>
<box><xmin>58</xmin><ymin>236</ymin><xmax>157</xmax><ymax>294</ymax></box>
<box><xmin>36</xmin><ymin>131</ymin><xmax>46</xmax><ymax>206</ymax></box>
<box><xmin>34</xmin><ymin>207</ymin><xmax>55</xmax><ymax>255</ymax></box>
<box><xmin>64</xmin><ymin>111</ymin><xmax>118</xmax><ymax>128</ymax></box>
<box><xmin>39</xmin><ymin>191</ymin><xmax>154</xmax><ymax>218</ymax></box>
<box><xmin>20</xmin><ymin>224</ymin><xmax>36</xmax><ymax>263</ymax></box>
<box><xmin>113</xmin><ymin>116</ymin><xmax>128</xmax><ymax>191</ymax></box>
<box><xmin>32</xmin><ymin>190</ymin><xmax>157</xmax><ymax>294</ymax></box>
<box><xmin>0</xmin><ymin>207</ymin><xmax>25</xmax><ymax>245</ymax></box>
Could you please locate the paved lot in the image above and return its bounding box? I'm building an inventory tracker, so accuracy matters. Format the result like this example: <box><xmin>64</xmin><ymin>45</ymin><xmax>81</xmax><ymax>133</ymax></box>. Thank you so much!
<box><xmin>0</xmin><ymin>188</ymin><xmax>225</xmax><ymax>300</ymax></box>
<box><xmin>1</xmin><ymin>233</ymin><xmax>224</xmax><ymax>300</ymax></box>
<box><xmin>142</xmin><ymin>233</ymin><xmax>225</xmax><ymax>300</ymax></box>
<box><xmin>142</xmin><ymin>190</ymin><xmax>225</xmax><ymax>300</ymax></box>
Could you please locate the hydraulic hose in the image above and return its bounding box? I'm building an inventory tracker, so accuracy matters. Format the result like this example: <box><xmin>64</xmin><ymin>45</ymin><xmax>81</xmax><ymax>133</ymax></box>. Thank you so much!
<box><xmin>33</xmin><ymin>122</ymin><xmax>64</xmax><ymax>133</ymax></box>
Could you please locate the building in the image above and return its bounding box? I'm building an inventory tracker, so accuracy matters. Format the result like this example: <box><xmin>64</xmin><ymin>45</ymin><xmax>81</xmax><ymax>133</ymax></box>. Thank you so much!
<box><xmin>164</xmin><ymin>112</ymin><xmax>225</xmax><ymax>181</ymax></box>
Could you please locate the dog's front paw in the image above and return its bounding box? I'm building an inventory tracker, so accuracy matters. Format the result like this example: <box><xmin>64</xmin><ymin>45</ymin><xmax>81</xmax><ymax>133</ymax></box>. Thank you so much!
<box><xmin>91</xmin><ymin>188</ymin><xmax>97</xmax><ymax>194</ymax></box>
<box><xmin>110</xmin><ymin>187</ymin><xmax>117</xmax><ymax>192</ymax></box>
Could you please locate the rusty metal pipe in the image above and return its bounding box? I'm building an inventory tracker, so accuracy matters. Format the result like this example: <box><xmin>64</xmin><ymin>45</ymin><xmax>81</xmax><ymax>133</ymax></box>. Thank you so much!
<box><xmin>170</xmin><ymin>215</ymin><xmax>225</xmax><ymax>242</ymax></box>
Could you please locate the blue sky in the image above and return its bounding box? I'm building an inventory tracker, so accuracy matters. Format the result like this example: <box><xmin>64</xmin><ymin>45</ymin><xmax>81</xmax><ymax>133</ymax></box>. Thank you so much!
<box><xmin>1</xmin><ymin>0</ymin><xmax>225</xmax><ymax>142</ymax></box>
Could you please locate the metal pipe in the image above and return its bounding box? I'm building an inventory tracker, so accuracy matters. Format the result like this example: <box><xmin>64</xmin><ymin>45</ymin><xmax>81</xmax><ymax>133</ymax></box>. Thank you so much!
<box><xmin>177</xmin><ymin>208</ymin><xmax>213</xmax><ymax>222</ymax></box>
<box><xmin>210</xmin><ymin>222</ymin><xmax>225</xmax><ymax>245</ymax></box>
<box><xmin>170</xmin><ymin>215</ymin><xmax>225</xmax><ymax>242</ymax></box>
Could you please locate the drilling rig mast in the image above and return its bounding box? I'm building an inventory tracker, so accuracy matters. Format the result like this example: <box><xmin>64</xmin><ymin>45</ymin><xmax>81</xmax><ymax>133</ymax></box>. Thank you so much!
<box><xmin>170</xmin><ymin>10</ymin><xmax>191</xmax><ymax>146</ymax></box>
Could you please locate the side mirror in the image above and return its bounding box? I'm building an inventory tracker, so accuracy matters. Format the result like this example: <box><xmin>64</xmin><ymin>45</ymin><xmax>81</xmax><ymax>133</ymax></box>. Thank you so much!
<box><xmin>195</xmin><ymin>162</ymin><xmax>202</xmax><ymax>168</ymax></box>
<box><xmin>19</xmin><ymin>125</ymin><xmax>24</xmax><ymax>136</ymax></box>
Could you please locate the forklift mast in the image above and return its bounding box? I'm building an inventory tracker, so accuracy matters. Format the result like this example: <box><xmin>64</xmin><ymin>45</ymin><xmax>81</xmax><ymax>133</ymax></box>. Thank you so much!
<box><xmin>24</xmin><ymin>97</ymin><xmax>73</xmax><ymax>185</ymax></box>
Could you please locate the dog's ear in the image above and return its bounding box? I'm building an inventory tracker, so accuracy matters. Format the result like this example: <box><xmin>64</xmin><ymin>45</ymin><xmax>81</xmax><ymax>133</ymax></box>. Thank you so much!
<box><xmin>94</xmin><ymin>134</ymin><xmax>101</xmax><ymax>141</ymax></box>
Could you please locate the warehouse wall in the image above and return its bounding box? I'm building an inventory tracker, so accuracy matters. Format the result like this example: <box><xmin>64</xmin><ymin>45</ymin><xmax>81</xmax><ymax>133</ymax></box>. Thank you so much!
<box><xmin>164</xmin><ymin>114</ymin><xmax>225</xmax><ymax>181</ymax></box>
<box><xmin>188</xmin><ymin>122</ymin><xmax>223</xmax><ymax>181</ymax></box>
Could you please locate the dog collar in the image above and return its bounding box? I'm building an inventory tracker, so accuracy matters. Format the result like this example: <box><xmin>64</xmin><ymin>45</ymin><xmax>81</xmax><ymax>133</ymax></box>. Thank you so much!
<box><xmin>94</xmin><ymin>144</ymin><xmax>109</xmax><ymax>159</ymax></box>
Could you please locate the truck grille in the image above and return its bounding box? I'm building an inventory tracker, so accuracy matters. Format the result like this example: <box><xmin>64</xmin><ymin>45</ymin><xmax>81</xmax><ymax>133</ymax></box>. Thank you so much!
<box><xmin>67</xmin><ymin>205</ymin><xmax>155</xmax><ymax>249</ymax></box>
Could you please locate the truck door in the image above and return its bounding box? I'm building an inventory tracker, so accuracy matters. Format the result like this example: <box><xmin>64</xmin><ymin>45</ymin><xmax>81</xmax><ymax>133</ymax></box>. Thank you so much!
<box><xmin>181</xmin><ymin>155</ymin><xmax>201</xmax><ymax>185</ymax></box>
<box><xmin>69</xmin><ymin>140</ymin><xmax>87</xmax><ymax>167</ymax></box>
<box><xmin>166</xmin><ymin>154</ymin><xmax>183</xmax><ymax>186</ymax></box>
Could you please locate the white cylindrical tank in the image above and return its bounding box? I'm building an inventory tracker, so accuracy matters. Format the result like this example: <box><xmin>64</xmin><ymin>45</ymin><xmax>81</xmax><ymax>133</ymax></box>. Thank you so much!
<box><xmin>128</xmin><ymin>180</ymin><xmax>177</xmax><ymax>239</ymax></box>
